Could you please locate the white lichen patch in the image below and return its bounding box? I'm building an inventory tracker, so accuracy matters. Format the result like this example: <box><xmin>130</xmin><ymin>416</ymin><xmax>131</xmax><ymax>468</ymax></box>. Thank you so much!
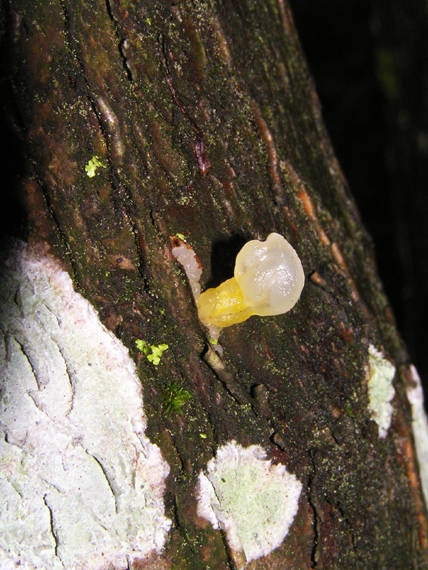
<box><xmin>406</xmin><ymin>365</ymin><xmax>428</xmax><ymax>506</ymax></box>
<box><xmin>197</xmin><ymin>440</ymin><xmax>302</xmax><ymax>567</ymax></box>
<box><xmin>367</xmin><ymin>344</ymin><xmax>396</xmax><ymax>438</ymax></box>
<box><xmin>0</xmin><ymin>242</ymin><xmax>171</xmax><ymax>569</ymax></box>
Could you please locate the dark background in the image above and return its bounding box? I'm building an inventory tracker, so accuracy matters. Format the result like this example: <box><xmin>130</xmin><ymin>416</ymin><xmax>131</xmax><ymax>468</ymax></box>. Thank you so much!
<box><xmin>292</xmin><ymin>0</ymin><xmax>428</xmax><ymax>392</ymax></box>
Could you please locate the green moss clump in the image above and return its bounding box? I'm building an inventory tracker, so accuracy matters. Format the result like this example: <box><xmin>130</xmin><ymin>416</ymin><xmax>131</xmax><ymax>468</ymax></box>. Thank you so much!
<box><xmin>163</xmin><ymin>382</ymin><xmax>192</xmax><ymax>416</ymax></box>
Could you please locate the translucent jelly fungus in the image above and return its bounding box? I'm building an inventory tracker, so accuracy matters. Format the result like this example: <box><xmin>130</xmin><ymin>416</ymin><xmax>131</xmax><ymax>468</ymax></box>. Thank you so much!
<box><xmin>197</xmin><ymin>233</ymin><xmax>305</xmax><ymax>328</ymax></box>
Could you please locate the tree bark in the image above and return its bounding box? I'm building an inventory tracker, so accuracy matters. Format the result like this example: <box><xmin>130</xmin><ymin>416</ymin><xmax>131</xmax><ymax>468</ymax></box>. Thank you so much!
<box><xmin>1</xmin><ymin>1</ymin><xmax>427</xmax><ymax>568</ymax></box>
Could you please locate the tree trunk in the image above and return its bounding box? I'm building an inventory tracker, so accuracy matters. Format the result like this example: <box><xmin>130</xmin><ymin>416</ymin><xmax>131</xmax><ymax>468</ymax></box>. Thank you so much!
<box><xmin>1</xmin><ymin>1</ymin><xmax>427</xmax><ymax>568</ymax></box>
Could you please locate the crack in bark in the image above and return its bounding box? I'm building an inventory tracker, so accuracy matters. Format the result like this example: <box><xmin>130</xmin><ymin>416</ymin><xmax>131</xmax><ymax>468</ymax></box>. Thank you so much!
<box><xmin>13</xmin><ymin>335</ymin><xmax>41</xmax><ymax>390</ymax></box>
<box><xmin>12</xmin><ymin>285</ymin><xmax>24</xmax><ymax>317</ymax></box>
<box><xmin>202</xmin><ymin>344</ymin><xmax>250</xmax><ymax>405</ymax></box>
<box><xmin>25</xmin><ymin>391</ymin><xmax>52</xmax><ymax>422</ymax></box>
<box><xmin>40</xmin><ymin>301</ymin><xmax>61</xmax><ymax>327</ymax></box>
<box><xmin>308</xmin><ymin>454</ymin><xmax>320</xmax><ymax>568</ymax></box>
<box><xmin>202</xmin><ymin>474</ymin><xmax>236</xmax><ymax>569</ymax></box>
<box><xmin>104</xmin><ymin>0</ymin><xmax>115</xmax><ymax>23</ymax></box>
<box><xmin>58</xmin><ymin>0</ymin><xmax>69</xmax><ymax>36</ymax></box>
<box><xmin>1</xmin><ymin>329</ymin><xmax>9</xmax><ymax>365</ymax></box>
<box><xmin>41</xmin><ymin>478</ymin><xmax>64</xmax><ymax>496</ymax></box>
<box><xmin>104</xmin><ymin>0</ymin><xmax>134</xmax><ymax>82</ymax></box>
<box><xmin>86</xmin><ymin>451</ymin><xmax>119</xmax><ymax>514</ymax></box>
<box><xmin>3</xmin><ymin>432</ymin><xmax>25</xmax><ymax>452</ymax></box>
<box><xmin>118</xmin><ymin>39</ymin><xmax>134</xmax><ymax>81</ymax></box>
<box><xmin>43</xmin><ymin>494</ymin><xmax>63</xmax><ymax>565</ymax></box>
<box><xmin>54</xmin><ymin>342</ymin><xmax>76</xmax><ymax>416</ymax></box>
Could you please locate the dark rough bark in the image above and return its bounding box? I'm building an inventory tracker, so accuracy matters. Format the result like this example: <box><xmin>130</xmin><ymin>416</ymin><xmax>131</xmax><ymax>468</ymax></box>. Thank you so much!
<box><xmin>1</xmin><ymin>0</ymin><xmax>427</xmax><ymax>568</ymax></box>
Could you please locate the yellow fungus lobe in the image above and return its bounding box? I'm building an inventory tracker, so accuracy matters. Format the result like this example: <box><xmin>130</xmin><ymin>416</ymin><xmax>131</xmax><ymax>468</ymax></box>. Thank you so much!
<box><xmin>197</xmin><ymin>233</ymin><xmax>305</xmax><ymax>328</ymax></box>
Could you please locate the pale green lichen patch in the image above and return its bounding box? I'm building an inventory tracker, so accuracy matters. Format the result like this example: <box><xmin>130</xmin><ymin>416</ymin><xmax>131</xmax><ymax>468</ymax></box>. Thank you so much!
<box><xmin>0</xmin><ymin>241</ymin><xmax>171</xmax><ymax>568</ymax></box>
<box><xmin>406</xmin><ymin>365</ymin><xmax>428</xmax><ymax>506</ymax></box>
<box><xmin>197</xmin><ymin>441</ymin><xmax>302</xmax><ymax>568</ymax></box>
<box><xmin>367</xmin><ymin>344</ymin><xmax>396</xmax><ymax>438</ymax></box>
<box><xmin>135</xmin><ymin>339</ymin><xmax>169</xmax><ymax>365</ymax></box>
<box><xmin>85</xmin><ymin>154</ymin><xmax>107</xmax><ymax>177</ymax></box>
